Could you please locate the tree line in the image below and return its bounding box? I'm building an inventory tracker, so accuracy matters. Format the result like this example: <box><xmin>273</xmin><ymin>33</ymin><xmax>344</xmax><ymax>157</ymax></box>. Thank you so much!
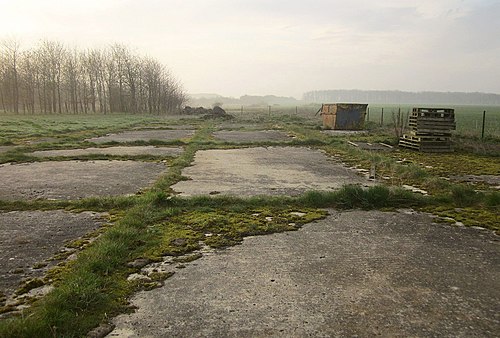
<box><xmin>303</xmin><ymin>89</ymin><xmax>500</xmax><ymax>106</ymax></box>
<box><xmin>0</xmin><ymin>38</ymin><xmax>187</xmax><ymax>114</ymax></box>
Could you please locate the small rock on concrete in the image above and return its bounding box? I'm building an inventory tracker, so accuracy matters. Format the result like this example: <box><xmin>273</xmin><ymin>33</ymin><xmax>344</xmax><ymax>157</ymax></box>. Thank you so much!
<box><xmin>127</xmin><ymin>258</ymin><xmax>152</xmax><ymax>269</ymax></box>
<box><xmin>87</xmin><ymin>323</ymin><xmax>115</xmax><ymax>338</ymax></box>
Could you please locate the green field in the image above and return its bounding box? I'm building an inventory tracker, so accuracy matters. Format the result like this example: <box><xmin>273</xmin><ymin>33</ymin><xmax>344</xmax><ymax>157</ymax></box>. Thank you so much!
<box><xmin>222</xmin><ymin>104</ymin><xmax>500</xmax><ymax>138</ymax></box>
<box><xmin>0</xmin><ymin>114</ymin><xmax>192</xmax><ymax>146</ymax></box>
<box><xmin>363</xmin><ymin>104</ymin><xmax>500</xmax><ymax>137</ymax></box>
<box><xmin>2</xmin><ymin>103</ymin><xmax>499</xmax><ymax>139</ymax></box>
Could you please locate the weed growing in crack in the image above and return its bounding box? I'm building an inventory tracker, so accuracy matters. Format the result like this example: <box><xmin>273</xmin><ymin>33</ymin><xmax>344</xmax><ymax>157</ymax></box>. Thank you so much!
<box><xmin>451</xmin><ymin>185</ymin><xmax>481</xmax><ymax>207</ymax></box>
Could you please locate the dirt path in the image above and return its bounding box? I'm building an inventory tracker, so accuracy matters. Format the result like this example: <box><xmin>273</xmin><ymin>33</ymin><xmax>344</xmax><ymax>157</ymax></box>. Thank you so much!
<box><xmin>109</xmin><ymin>210</ymin><xmax>500</xmax><ymax>337</ymax></box>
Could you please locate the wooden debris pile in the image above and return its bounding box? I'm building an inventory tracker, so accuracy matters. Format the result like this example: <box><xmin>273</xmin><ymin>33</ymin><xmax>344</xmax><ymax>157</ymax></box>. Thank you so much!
<box><xmin>399</xmin><ymin>108</ymin><xmax>456</xmax><ymax>152</ymax></box>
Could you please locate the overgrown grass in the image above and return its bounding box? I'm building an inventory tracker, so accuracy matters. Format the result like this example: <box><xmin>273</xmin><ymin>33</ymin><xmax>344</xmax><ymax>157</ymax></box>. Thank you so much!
<box><xmin>0</xmin><ymin>113</ymin><xmax>499</xmax><ymax>337</ymax></box>
<box><xmin>283</xmin><ymin>123</ymin><xmax>499</xmax><ymax>232</ymax></box>
<box><xmin>0</xmin><ymin>149</ymin><xmax>38</xmax><ymax>164</ymax></box>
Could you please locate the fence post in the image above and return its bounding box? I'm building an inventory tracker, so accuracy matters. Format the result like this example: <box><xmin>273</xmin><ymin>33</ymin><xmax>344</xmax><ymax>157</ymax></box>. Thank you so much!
<box><xmin>367</xmin><ymin>107</ymin><xmax>370</xmax><ymax>121</ymax></box>
<box><xmin>381</xmin><ymin>108</ymin><xmax>384</xmax><ymax>126</ymax></box>
<box><xmin>481</xmin><ymin>110</ymin><xmax>486</xmax><ymax>139</ymax></box>
<box><xmin>268</xmin><ymin>105</ymin><xmax>271</xmax><ymax>116</ymax></box>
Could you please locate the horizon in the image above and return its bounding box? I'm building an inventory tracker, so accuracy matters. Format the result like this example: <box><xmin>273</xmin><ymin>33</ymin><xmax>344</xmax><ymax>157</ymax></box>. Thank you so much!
<box><xmin>1</xmin><ymin>1</ymin><xmax>499</xmax><ymax>98</ymax></box>
<box><xmin>189</xmin><ymin>88</ymin><xmax>500</xmax><ymax>101</ymax></box>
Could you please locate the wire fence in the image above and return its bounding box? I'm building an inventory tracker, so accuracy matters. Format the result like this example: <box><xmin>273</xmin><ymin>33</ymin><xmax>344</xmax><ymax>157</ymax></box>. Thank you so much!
<box><xmin>224</xmin><ymin>104</ymin><xmax>500</xmax><ymax>138</ymax></box>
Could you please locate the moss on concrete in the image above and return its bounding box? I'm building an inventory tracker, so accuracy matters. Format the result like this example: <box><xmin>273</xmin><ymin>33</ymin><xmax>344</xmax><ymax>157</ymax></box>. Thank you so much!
<box><xmin>425</xmin><ymin>206</ymin><xmax>499</xmax><ymax>233</ymax></box>
<box><xmin>15</xmin><ymin>278</ymin><xmax>45</xmax><ymax>296</ymax></box>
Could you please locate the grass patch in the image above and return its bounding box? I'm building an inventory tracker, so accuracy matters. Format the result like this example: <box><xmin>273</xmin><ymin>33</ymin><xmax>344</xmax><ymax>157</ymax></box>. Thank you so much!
<box><xmin>451</xmin><ymin>185</ymin><xmax>481</xmax><ymax>207</ymax></box>
<box><xmin>297</xmin><ymin>185</ymin><xmax>423</xmax><ymax>209</ymax></box>
<box><xmin>0</xmin><ymin>195</ymin><xmax>138</xmax><ymax>213</ymax></box>
<box><xmin>149</xmin><ymin>185</ymin><xmax>426</xmax><ymax>212</ymax></box>
<box><xmin>0</xmin><ymin>149</ymin><xmax>38</xmax><ymax>164</ymax></box>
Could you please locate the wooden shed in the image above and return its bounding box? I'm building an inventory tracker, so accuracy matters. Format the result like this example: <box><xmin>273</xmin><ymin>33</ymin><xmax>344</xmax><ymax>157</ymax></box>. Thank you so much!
<box><xmin>319</xmin><ymin>103</ymin><xmax>368</xmax><ymax>130</ymax></box>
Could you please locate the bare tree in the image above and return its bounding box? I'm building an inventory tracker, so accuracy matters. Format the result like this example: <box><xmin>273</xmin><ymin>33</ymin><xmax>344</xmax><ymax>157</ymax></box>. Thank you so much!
<box><xmin>35</xmin><ymin>40</ymin><xmax>67</xmax><ymax>113</ymax></box>
<box><xmin>0</xmin><ymin>48</ymin><xmax>7</xmax><ymax>112</ymax></box>
<box><xmin>64</xmin><ymin>48</ymin><xmax>81</xmax><ymax>113</ymax></box>
<box><xmin>110</xmin><ymin>43</ymin><xmax>128</xmax><ymax>113</ymax></box>
<box><xmin>142</xmin><ymin>57</ymin><xmax>164</xmax><ymax>114</ymax></box>
<box><xmin>121</xmin><ymin>47</ymin><xmax>138</xmax><ymax>113</ymax></box>
<box><xmin>19</xmin><ymin>50</ymin><xmax>37</xmax><ymax>114</ymax></box>
<box><xmin>104</xmin><ymin>48</ymin><xmax>117</xmax><ymax>113</ymax></box>
<box><xmin>0</xmin><ymin>38</ymin><xmax>186</xmax><ymax>115</ymax></box>
<box><xmin>81</xmin><ymin>48</ymin><xmax>106</xmax><ymax>114</ymax></box>
<box><xmin>1</xmin><ymin>38</ymin><xmax>21</xmax><ymax>113</ymax></box>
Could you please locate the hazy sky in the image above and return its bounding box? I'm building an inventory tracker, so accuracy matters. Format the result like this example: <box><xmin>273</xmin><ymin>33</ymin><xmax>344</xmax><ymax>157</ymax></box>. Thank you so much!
<box><xmin>1</xmin><ymin>0</ymin><xmax>499</xmax><ymax>98</ymax></box>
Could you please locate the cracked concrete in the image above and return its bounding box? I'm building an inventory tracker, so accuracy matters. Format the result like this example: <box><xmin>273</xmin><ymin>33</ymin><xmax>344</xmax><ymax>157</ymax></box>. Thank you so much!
<box><xmin>0</xmin><ymin>160</ymin><xmax>167</xmax><ymax>200</ymax></box>
<box><xmin>108</xmin><ymin>209</ymin><xmax>500</xmax><ymax>337</ymax></box>
<box><xmin>172</xmin><ymin>147</ymin><xmax>369</xmax><ymax>196</ymax></box>
<box><xmin>0</xmin><ymin>210</ymin><xmax>105</xmax><ymax>299</ymax></box>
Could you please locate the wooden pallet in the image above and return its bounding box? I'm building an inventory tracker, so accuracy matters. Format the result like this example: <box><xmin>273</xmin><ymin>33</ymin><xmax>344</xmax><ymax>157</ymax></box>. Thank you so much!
<box><xmin>411</xmin><ymin>108</ymin><xmax>455</xmax><ymax>119</ymax></box>
<box><xmin>399</xmin><ymin>134</ymin><xmax>453</xmax><ymax>152</ymax></box>
<box><xmin>408</xmin><ymin>117</ymin><xmax>456</xmax><ymax>132</ymax></box>
<box><xmin>406</xmin><ymin>130</ymin><xmax>453</xmax><ymax>137</ymax></box>
<box><xmin>400</xmin><ymin>107</ymin><xmax>456</xmax><ymax>152</ymax></box>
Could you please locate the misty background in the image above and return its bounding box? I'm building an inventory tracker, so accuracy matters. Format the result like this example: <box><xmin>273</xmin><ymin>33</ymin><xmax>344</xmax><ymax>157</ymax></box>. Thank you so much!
<box><xmin>1</xmin><ymin>0</ymin><xmax>499</xmax><ymax>101</ymax></box>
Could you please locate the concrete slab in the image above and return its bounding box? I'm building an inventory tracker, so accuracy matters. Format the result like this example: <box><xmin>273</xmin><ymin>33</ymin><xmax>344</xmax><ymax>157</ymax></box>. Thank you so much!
<box><xmin>86</xmin><ymin>129</ymin><xmax>195</xmax><ymax>143</ymax></box>
<box><xmin>0</xmin><ymin>160</ymin><xmax>166</xmax><ymax>200</ymax></box>
<box><xmin>213</xmin><ymin>130</ymin><xmax>292</xmax><ymax>143</ymax></box>
<box><xmin>109</xmin><ymin>210</ymin><xmax>500</xmax><ymax>337</ymax></box>
<box><xmin>172</xmin><ymin>147</ymin><xmax>368</xmax><ymax>196</ymax></box>
<box><xmin>0</xmin><ymin>210</ymin><xmax>105</xmax><ymax>298</ymax></box>
<box><xmin>30</xmin><ymin>146</ymin><xmax>183</xmax><ymax>158</ymax></box>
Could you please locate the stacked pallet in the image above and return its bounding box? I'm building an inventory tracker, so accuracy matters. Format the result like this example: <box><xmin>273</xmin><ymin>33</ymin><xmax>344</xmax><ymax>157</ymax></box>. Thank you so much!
<box><xmin>399</xmin><ymin>108</ymin><xmax>456</xmax><ymax>152</ymax></box>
